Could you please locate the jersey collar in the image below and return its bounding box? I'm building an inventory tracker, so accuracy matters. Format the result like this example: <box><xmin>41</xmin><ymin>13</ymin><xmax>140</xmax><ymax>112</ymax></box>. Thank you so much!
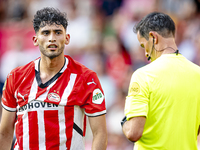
<box><xmin>34</xmin><ymin>57</ymin><xmax>68</xmax><ymax>88</ymax></box>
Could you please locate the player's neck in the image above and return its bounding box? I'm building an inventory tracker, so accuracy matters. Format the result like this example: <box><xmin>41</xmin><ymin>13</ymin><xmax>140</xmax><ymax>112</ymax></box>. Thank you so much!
<box><xmin>39</xmin><ymin>55</ymin><xmax>65</xmax><ymax>84</ymax></box>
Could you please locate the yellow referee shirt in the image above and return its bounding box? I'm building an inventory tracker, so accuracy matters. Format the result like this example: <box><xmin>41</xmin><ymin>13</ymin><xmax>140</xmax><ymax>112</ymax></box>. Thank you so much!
<box><xmin>125</xmin><ymin>54</ymin><xmax>200</xmax><ymax>150</ymax></box>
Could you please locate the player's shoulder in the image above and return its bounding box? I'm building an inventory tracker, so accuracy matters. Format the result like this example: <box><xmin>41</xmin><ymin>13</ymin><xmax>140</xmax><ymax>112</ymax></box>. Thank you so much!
<box><xmin>9</xmin><ymin>59</ymin><xmax>36</xmax><ymax>77</ymax></box>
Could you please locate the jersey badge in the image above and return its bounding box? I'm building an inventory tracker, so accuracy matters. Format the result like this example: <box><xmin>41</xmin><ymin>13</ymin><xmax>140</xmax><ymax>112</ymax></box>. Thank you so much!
<box><xmin>130</xmin><ymin>82</ymin><xmax>140</xmax><ymax>96</ymax></box>
<box><xmin>48</xmin><ymin>92</ymin><xmax>60</xmax><ymax>102</ymax></box>
<box><xmin>92</xmin><ymin>88</ymin><xmax>104</xmax><ymax>104</ymax></box>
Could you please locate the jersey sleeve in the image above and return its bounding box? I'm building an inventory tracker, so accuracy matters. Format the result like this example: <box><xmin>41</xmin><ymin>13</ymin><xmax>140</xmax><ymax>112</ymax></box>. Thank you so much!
<box><xmin>1</xmin><ymin>71</ymin><xmax>17</xmax><ymax>112</ymax></box>
<box><xmin>79</xmin><ymin>71</ymin><xmax>106</xmax><ymax>117</ymax></box>
<box><xmin>125</xmin><ymin>69</ymin><xmax>150</xmax><ymax>120</ymax></box>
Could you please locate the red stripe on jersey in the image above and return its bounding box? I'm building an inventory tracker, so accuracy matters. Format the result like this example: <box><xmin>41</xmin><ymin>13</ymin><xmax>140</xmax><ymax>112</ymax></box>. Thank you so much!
<box><xmin>83</xmin><ymin>115</ymin><xmax>87</xmax><ymax>137</ymax></box>
<box><xmin>44</xmin><ymin>110</ymin><xmax>60</xmax><ymax>150</ymax></box>
<box><xmin>65</xmin><ymin>106</ymin><xmax>74</xmax><ymax>149</ymax></box>
<box><xmin>28</xmin><ymin>111</ymin><xmax>39</xmax><ymax>150</ymax></box>
<box><xmin>15</xmin><ymin>114</ymin><xmax>23</xmax><ymax>150</ymax></box>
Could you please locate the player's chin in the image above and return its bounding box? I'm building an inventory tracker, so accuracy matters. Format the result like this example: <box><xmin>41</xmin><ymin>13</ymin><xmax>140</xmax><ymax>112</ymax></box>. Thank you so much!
<box><xmin>48</xmin><ymin>54</ymin><xmax>59</xmax><ymax>59</ymax></box>
<box><xmin>48</xmin><ymin>52</ymin><xmax>63</xmax><ymax>59</ymax></box>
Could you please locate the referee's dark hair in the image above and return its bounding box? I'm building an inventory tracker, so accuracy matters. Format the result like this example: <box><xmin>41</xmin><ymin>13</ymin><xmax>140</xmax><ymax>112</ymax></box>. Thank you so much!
<box><xmin>33</xmin><ymin>7</ymin><xmax>68</xmax><ymax>33</ymax></box>
<box><xmin>133</xmin><ymin>12</ymin><xmax>175</xmax><ymax>40</ymax></box>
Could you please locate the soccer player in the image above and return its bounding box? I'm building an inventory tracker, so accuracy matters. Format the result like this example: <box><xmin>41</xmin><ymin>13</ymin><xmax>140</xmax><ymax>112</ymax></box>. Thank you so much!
<box><xmin>0</xmin><ymin>7</ymin><xmax>107</xmax><ymax>150</ymax></box>
<box><xmin>121</xmin><ymin>12</ymin><xmax>200</xmax><ymax>149</ymax></box>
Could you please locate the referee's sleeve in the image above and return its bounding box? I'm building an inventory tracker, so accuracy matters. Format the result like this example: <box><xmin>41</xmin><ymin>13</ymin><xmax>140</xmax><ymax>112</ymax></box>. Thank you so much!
<box><xmin>124</xmin><ymin>69</ymin><xmax>149</xmax><ymax>120</ymax></box>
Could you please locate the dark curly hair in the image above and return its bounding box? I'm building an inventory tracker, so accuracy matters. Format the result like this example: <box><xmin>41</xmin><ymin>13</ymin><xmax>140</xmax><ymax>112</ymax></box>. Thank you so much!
<box><xmin>33</xmin><ymin>7</ymin><xmax>68</xmax><ymax>33</ymax></box>
<box><xmin>134</xmin><ymin>12</ymin><xmax>175</xmax><ymax>40</ymax></box>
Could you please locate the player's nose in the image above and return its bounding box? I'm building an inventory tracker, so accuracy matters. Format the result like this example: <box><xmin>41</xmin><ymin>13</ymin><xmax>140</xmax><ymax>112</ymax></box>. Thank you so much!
<box><xmin>49</xmin><ymin>33</ymin><xmax>56</xmax><ymax>42</ymax></box>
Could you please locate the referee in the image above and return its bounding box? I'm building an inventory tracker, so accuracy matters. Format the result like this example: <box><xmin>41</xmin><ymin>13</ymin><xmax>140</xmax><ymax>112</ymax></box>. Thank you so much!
<box><xmin>121</xmin><ymin>12</ymin><xmax>200</xmax><ymax>150</ymax></box>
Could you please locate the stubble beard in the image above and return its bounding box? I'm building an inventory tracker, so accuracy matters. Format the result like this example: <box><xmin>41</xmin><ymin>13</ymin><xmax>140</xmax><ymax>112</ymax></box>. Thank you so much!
<box><xmin>39</xmin><ymin>45</ymin><xmax>65</xmax><ymax>59</ymax></box>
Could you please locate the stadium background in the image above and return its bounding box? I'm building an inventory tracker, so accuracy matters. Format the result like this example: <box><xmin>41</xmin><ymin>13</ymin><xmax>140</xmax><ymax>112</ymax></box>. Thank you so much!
<box><xmin>0</xmin><ymin>0</ymin><xmax>200</xmax><ymax>149</ymax></box>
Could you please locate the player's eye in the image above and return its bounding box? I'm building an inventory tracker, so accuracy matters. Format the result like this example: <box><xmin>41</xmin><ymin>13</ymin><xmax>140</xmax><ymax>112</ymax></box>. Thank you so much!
<box><xmin>56</xmin><ymin>31</ymin><xmax>61</xmax><ymax>35</ymax></box>
<box><xmin>42</xmin><ymin>31</ymin><xmax>49</xmax><ymax>35</ymax></box>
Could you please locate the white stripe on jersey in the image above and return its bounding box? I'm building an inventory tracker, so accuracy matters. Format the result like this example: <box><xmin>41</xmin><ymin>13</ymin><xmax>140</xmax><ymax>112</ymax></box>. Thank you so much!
<box><xmin>14</xmin><ymin>90</ymin><xmax>19</xmax><ymax>103</ymax></box>
<box><xmin>28</xmin><ymin>77</ymin><xmax>37</xmax><ymax>103</ymax></box>
<box><xmin>58</xmin><ymin>107</ymin><xmax>67</xmax><ymax>150</ymax></box>
<box><xmin>60</xmin><ymin>73</ymin><xmax>77</xmax><ymax>105</ymax></box>
<box><xmin>71</xmin><ymin>129</ymin><xmax>85</xmax><ymax>150</ymax></box>
<box><xmin>23</xmin><ymin>113</ymin><xmax>29</xmax><ymax>149</ymax></box>
<box><xmin>60</xmin><ymin>57</ymin><xmax>68</xmax><ymax>73</ymax></box>
<box><xmin>85</xmin><ymin>110</ymin><xmax>107</xmax><ymax>117</ymax></box>
<box><xmin>34</xmin><ymin>59</ymin><xmax>40</xmax><ymax>71</ymax></box>
<box><xmin>38</xmin><ymin>110</ymin><xmax>46</xmax><ymax>150</ymax></box>
<box><xmin>71</xmin><ymin>106</ymin><xmax>85</xmax><ymax>150</ymax></box>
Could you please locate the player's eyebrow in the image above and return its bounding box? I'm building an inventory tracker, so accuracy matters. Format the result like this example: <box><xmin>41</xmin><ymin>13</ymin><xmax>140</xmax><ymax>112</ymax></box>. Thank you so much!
<box><xmin>41</xmin><ymin>30</ymin><xmax>50</xmax><ymax>33</ymax></box>
<box><xmin>41</xmin><ymin>29</ymin><xmax>63</xmax><ymax>33</ymax></box>
<box><xmin>54</xmin><ymin>29</ymin><xmax>63</xmax><ymax>33</ymax></box>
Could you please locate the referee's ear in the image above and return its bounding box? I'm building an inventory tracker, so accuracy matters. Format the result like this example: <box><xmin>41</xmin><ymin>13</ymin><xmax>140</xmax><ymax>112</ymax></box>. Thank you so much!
<box><xmin>33</xmin><ymin>36</ymin><xmax>39</xmax><ymax>46</ymax></box>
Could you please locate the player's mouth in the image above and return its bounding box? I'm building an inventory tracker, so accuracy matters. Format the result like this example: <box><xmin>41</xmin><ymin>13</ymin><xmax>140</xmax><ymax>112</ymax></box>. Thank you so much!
<box><xmin>48</xmin><ymin>44</ymin><xmax>58</xmax><ymax>50</ymax></box>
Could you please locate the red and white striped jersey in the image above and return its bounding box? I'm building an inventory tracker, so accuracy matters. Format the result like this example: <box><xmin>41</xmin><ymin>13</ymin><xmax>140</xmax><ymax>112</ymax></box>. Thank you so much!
<box><xmin>1</xmin><ymin>55</ymin><xmax>106</xmax><ymax>150</ymax></box>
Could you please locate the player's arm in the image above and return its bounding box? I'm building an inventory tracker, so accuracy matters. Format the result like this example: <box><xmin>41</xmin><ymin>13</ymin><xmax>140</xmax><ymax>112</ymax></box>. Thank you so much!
<box><xmin>88</xmin><ymin>114</ymin><xmax>107</xmax><ymax>150</ymax></box>
<box><xmin>122</xmin><ymin>116</ymin><xmax>146</xmax><ymax>142</ymax></box>
<box><xmin>0</xmin><ymin>108</ymin><xmax>16</xmax><ymax>150</ymax></box>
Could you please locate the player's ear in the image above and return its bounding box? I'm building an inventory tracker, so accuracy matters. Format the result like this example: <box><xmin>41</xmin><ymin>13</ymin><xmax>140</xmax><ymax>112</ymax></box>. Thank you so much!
<box><xmin>65</xmin><ymin>34</ymin><xmax>70</xmax><ymax>45</ymax></box>
<box><xmin>33</xmin><ymin>36</ymin><xmax>39</xmax><ymax>46</ymax></box>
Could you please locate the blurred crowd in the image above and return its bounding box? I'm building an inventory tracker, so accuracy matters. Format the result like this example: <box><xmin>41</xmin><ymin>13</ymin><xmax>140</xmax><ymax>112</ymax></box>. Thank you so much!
<box><xmin>0</xmin><ymin>0</ymin><xmax>200</xmax><ymax>149</ymax></box>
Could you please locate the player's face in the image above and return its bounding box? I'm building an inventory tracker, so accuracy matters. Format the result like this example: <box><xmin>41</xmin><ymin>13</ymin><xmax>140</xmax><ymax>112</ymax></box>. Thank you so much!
<box><xmin>33</xmin><ymin>23</ymin><xmax>70</xmax><ymax>59</ymax></box>
<box><xmin>137</xmin><ymin>32</ymin><xmax>154</xmax><ymax>61</ymax></box>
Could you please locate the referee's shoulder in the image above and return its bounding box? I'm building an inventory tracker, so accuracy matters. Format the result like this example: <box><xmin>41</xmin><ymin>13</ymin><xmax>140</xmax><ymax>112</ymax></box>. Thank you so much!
<box><xmin>134</xmin><ymin>62</ymin><xmax>153</xmax><ymax>73</ymax></box>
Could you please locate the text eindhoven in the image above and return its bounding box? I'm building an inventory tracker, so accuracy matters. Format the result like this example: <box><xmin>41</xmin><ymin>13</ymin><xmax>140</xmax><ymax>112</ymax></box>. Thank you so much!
<box><xmin>18</xmin><ymin>100</ymin><xmax>58</xmax><ymax>112</ymax></box>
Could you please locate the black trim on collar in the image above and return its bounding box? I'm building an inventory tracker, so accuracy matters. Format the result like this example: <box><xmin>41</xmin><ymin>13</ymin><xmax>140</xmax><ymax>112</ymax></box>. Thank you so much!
<box><xmin>35</xmin><ymin>70</ymin><xmax>62</xmax><ymax>88</ymax></box>
<box><xmin>35</xmin><ymin>58</ymin><xmax>66</xmax><ymax>89</ymax></box>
